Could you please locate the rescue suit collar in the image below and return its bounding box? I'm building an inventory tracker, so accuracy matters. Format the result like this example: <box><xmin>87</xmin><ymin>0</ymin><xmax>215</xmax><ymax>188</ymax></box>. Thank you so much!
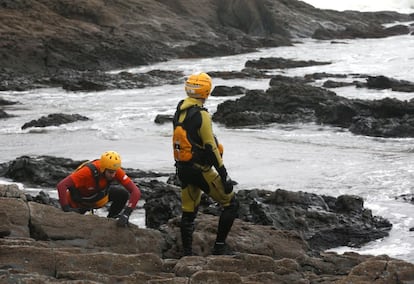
<box><xmin>180</xmin><ymin>97</ymin><xmax>205</xmax><ymax>111</ymax></box>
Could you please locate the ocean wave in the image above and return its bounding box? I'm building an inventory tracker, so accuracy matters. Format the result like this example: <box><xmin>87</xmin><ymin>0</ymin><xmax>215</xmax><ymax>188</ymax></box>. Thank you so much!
<box><xmin>302</xmin><ymin>0</ymin><xmax>414</xmax><ymax>13</ymax></box>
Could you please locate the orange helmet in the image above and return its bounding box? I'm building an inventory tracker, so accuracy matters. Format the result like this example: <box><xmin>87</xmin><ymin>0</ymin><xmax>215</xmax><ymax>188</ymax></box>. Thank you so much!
<box><xmin>185</xmin><ymin>72</ymin><xmax>212</xmax><ymax>99</ymax></box>
<box><xmin>100</xmin><ymin>151</ymin><xmax>121</xmax><ymax>172</ymax></box>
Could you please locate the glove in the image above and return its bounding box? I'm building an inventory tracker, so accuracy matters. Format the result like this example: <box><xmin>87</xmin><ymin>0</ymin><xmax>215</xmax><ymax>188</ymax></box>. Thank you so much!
<box><xmin>223</xmin><ymin>176</ymin><xmax>235</xmax><ymax>194</ymax></box>
<box><xmin>217</xmin><ymin>166</ymin><xmax>235</xmax><ymax>194</ymax></box>
<box><xmin>117</xmin><ymin>207</ymin><xmax>132</xmax><ymax>227</ymax></box>
<box><xmin>62</xmin><ymin>205</ymin><xmax>82</xmax><ymax>214</ymax></box>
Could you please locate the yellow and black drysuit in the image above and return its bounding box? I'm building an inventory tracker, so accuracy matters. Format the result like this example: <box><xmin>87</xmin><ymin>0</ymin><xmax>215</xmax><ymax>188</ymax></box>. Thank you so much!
<box><xmin>173</xmin><ymin>97</ymin><xmax>239</xmax><ymax>256</ymax></box>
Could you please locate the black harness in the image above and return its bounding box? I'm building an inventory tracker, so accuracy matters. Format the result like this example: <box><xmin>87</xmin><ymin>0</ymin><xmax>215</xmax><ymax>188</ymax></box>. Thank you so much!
<box><xmin>69</xmin><ymin>162</ymin><xmax>111</xmax><ymax>204</ymax></box>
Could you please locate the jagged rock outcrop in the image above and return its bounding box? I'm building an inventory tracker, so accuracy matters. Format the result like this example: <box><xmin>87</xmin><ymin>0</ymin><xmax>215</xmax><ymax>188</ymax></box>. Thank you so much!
<box><xmin>212</xmin><ymin>77</ymin><xmax>414</xmax><ymax>138</ymax></box>
<box><xmin>1</xmin><ymin>183</ymin><xmax>414</xmax><ymax>283</ymax></box>
<box><xmin>0</xmin><ymin>0</ymin><xmax>412</xmax><ymax>79</ymax></box>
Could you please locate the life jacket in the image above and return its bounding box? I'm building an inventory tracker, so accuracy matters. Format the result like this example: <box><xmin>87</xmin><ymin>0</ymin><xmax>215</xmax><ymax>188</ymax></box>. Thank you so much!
<box><xmin>172</xmin><ymin>101</ymin><xmax>205</xmax><ymax>163</ymax></box>
<box><xmin>68</xmin><ymin>160</ymin><xmax>110</xmax><ymax>208</ymax></box>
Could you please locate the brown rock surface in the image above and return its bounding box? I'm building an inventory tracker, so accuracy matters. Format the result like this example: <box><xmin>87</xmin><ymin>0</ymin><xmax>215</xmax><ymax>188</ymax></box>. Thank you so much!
<box><xmin>0</xmin><ymin>0</ymin><xmax>412</xmax><ymax>77</ymax></box>
<box><xmin>1</xmin><ymin>184</ymin><xmax>414</xmax><ymax>283</ymax></box>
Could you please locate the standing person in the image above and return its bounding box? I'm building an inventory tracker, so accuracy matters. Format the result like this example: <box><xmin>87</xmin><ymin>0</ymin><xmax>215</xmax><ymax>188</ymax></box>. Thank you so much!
<box><xmin>172</xmin><ymin>72</ymin><xmax>239</xmax><ymax>256</ymax></box>
<box><xmin>56</xmin><ymin>150</ymin><xmax>141</xmax><ymax>227</ymax></box>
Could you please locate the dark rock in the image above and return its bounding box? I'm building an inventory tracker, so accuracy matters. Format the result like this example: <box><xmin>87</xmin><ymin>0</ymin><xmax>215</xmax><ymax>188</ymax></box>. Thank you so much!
<box><xmin>21</xmin><ymin>113</ymin><xmax>90</xmax><ymax>130</ymax></box>
<box><xmin>323</xmin><ymin>80</ymin><xmax>355</xmax><ymax>88</ymax></box>
<box><xmin>0</xmin><ymin>95</ymin><xmax>18</xmax><ymax>119</ymax></box>
<box><xmin>208</xmin><ymin>68</ymin><xmax>272</xmax><ymax>79</ymax></box>
<box><xmin>0</xmin><ymin>97</ymin><xmax>18</xmax><ymax>106</ymax></box>
<box><xmin>178</xmin><ymin>40</ymin><xmax>256</xmax><ymax>58</ymax></box>
<box><xmin>312</xmin><ymin>21</ymin><xmax>411</xmax><ymax>40</ymax></box>
<box><xmin>211</xmin><ymin>86</ymin><xmax>247</xmax><ymax>97</ymax></box>
<box><xmin>395</xmin><ymin>193</ymin><xmax>414</xmax><ymax>205</ymax></box>
<box><xmin>25</xmin><ymin>190</ymin><xmax>60</xmax><ymax>209</ymax></box>
<box><xmin>270</xmin><ymin>74</ymin><xmax>311</xmax><ymax>84</ymax></box>
<box><xmin>335</xmin><ymin>195</ymin><xmax>364</xmax><ymax>213</ymax></box>
<box><xmin>54</xmin><ymin>70</ymin><xmax>184</xmax><ymax>91</ymax></box>
<box><xmin>367</xmin><ymin>75</ymin><xmax>414</xmax><ymax>92</ymax></box>
<box><xmin>245</xmin><ymin>57</ymin><xmax>331</xmax><ymax>69</ymax></box>
<box><xmin>154</xmin><ymin>114</ymin><xmax>173</xmax><ymax>124</ymax></box>
<box><xmin>305</xmin><ymin>72</ymin><xmax>348</xmax><ymax>81</ymax></box>
<box><xmin>212</xmin><ymin>80</ymin><xmax>414</xmax><ymax>137</ymax></box>
<box><xmin>0</xmin><ymin>109</ymin><xmax>12</xmax><ymax>119</ymax></box>
<box><xmin>143</xmin><ymin>180</ymin><xmax>181</xmax><ymax>229</ymax></box>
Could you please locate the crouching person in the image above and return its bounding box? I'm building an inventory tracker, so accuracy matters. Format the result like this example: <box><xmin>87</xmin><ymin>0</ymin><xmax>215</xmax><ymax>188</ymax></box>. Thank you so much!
<box><xmin>56</xmin><ymin>150</ymin><xmax>141</xmax><ymax>227</ymax></box>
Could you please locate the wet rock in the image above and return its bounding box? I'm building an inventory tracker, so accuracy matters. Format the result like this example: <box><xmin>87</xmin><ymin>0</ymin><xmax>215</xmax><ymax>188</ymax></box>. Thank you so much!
<box><xmin>367</xmin><ymin>75</ymin><xmax>414</xmax><ymax>92</ymax></box>
<box><xmin>395</xmin><ymin>193</ymin><xmax>414</xmax><ymax>205</ymax></box>
<box><xmin>0</xmin><ymin>97</ymin><xmax>17</xmax><ymax>119</ymax></box>
<box><xmin>245</xmin><ymin>57</ymin><xmax>331</xmax><ymax>69</ymax></box>
<box><xmin>0</xmin><ymin>109</ymin><xmax>11</xmax><ymax>119</ymax></box>
<box><xmin>0</xmin><ymin>97</ymin><xmax>18</xmax><ymax>106</ymax></box>
<box><xmin>305</xmin><ymin>72</ymin><xmax>348</xmax><ymax>81</ymax></box>
<box><xmin>211</xmin><ymin>86</ymin><xmax>247</xmax><ymax>97</ymax></box>
<box><xmin>154</xmin><ymin>114</ymin><xmax>173</xmax><ymax>124</ymax></box>
<box><xmin>55</xmin><ymin>70</ymin><xmax>184</xmax><ymax>91</ymax></box>
<box><xmin>208</xmin><ymin>68</ymin><xmax>272</xmax><ymax>79</ymax></box>
<box><xmin>145</xmin><ymin>183</ymin><xmax>392</xmax><ymax>252</ymax></box>
<box><xmin>323</xmin><ymin>80</ymin><xmax>355</xmax><ymax>88</ymax></box>
<box><xmin>313</xmin><ymin>22</ymin><xmax>411</xmax><ymax>40</ymax></box>
<box><xmin>21</xmin><ymin>113</ymin><xmax>90</xmax><ymax>130</ymax></box>
<box><xmin>213</xmin><ymin>81</ymin><xmax>414</xmax><ymax>137</ymax></box>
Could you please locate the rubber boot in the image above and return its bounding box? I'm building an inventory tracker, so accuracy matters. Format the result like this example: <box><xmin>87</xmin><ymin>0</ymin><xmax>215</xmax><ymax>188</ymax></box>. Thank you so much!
<box><xmin>181</xmin><ymin>212</ymin><xmax>196</xmax><ymax>256</ymax></box>
<box><xmin>213</xmin><ymin>197</ymin><xmax>239</xmax><ymax>255</ymax></box>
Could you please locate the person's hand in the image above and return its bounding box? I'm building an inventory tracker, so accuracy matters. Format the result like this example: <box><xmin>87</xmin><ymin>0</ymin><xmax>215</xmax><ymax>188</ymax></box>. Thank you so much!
<box><xmin>117</xmin><ymin>207</ymin><xmax>132</xmax><ymax>227</ymax></box>
<box><xmin>222</xmin><ymin>175</ymin><xmax>236</xmax><ymax>194</ymax></box>
<box><xmin>217</xmin><ymin>166</ymin><xmax>236</xmax><ymax>194</ymax></box>
<box><xmin>62</xmin><ymin>205</ymin><xmax>82</xmax><ymax>214</ymax></box>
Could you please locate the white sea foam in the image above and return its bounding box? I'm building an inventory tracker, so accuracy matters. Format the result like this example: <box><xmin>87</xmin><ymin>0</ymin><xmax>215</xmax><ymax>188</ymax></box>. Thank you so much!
<box><xmin>301</xmin><ymin>0</ymin><xmax>414</xmax><ymax>13</ymax></box>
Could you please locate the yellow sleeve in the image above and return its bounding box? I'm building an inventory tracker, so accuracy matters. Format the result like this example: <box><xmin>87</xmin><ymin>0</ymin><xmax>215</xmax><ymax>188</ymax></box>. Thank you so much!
<box><xmin>199</xmin><ymin>110</ymin><xmax>224</xmax><ymax>168</ymax></box>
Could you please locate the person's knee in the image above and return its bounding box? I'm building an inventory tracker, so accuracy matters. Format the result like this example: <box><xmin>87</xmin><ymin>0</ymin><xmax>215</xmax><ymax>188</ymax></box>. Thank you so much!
<box><xmin>181</xmin><ymin>211</ymin><xmax>197</xmax><ymax>223</ymax></box>
<box><xmin>110</xmin><ymin>187</ymin><xmax>130</xmax><ymax>203</ymax></box>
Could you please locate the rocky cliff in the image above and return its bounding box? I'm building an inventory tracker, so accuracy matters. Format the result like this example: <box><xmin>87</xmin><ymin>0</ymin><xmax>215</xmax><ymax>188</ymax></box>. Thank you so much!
<box><xmin>1</xmin><ymin>0</ymin><xmax>412</xmax><ymax>76</ymax></box>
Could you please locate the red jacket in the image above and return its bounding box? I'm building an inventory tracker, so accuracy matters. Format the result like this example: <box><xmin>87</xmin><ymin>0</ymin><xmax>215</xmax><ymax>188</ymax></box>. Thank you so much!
<box><xmin>56</xmin><ymin>160</ymin><xmax>141</xmax><ymax>209</ymax></box>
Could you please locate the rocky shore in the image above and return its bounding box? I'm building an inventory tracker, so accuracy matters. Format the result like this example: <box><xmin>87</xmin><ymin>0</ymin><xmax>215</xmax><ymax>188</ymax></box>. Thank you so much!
<box><xmin>1</xmin><ymin>156</ymin><xmax>414</xmax><ymax>283</ymax></box>
<box><xmin>1</xmin><ymin>0</ymin><xmax>413</xmax><ymax>88</ymax></box>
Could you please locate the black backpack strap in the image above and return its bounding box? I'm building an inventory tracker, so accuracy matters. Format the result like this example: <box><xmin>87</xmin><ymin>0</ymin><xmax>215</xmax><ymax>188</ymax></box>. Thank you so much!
<box><xmin>173</xmin><ymin>100</ymin><xmax>184</xmax><ymax>127</ymax></box>
<box><xmin>69</xmin><ymin>162</ymin><xmax>110</xmax><ymax>204</ymax></box>
<box><xmin>85</xmin><ymin>163</ymin><xmax>100</xmax><ymax>189</ymax></box>
<box><xmin>173</xmin><ymin>100</ymin><xmax>206</xmax><ymax>126</ymax></box>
